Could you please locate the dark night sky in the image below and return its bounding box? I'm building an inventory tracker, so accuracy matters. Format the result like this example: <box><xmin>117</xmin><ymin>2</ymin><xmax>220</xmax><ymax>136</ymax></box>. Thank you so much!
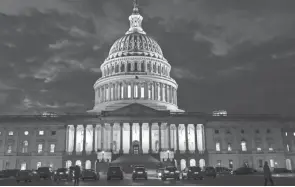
<box><xmin>0</xmin><ymin>0</ymin><xmax>295</xmax><ymax>115</ymax></box>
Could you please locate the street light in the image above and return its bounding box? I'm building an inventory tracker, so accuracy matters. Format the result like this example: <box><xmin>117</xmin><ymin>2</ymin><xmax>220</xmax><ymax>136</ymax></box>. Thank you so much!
<box><xmin>102</xmin><ymin>151</ymin><xmax>105</xmax><ymax>161</ymax></box>
<box><xmin>167</xmin><ymin>150</ymin><xmax>170</xmax><ymax>160</ymax></box>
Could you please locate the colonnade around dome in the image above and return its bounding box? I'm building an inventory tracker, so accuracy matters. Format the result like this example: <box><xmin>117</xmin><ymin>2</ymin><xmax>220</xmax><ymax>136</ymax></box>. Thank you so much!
<box><xmin>94</xmin><ymin>81</ymin><xmax>177</xmax><ymax>106</ymax></box>
<box><xmin>101</xmin><ymin>57</ymin><xmax>171</xmax><ymax>78</ymax></box>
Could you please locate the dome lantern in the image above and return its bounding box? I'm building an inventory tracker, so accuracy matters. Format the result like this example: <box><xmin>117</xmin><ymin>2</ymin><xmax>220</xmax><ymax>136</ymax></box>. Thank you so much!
<box><xmin>126</xmin><ymin>0</ymin><xmax>146</xmax><ymax>35</ymax></box>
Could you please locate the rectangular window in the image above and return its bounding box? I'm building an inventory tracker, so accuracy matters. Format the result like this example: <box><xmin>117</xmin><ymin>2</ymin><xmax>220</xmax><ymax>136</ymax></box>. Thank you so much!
<box><xmin>217</xmin><ymin>160</ymin><xmax>221</xmax><ymax>166</ymax></box>
<box><xmin>258</xmin><ymin>159</ymin><xmax>263</xmax><ymax>168</ymax></box>
<box><xmin>270</xmin><ymin>159</ymin><xmax>274</xmax><ymax>168</ymax></box>
<box><xmin>216</xmin><ymin>142</ymin><xmax>221</xmax><ymax>152</ymax></box>
<box><xmin>39</xmin><ymin>130</ymin><xmax>44</xmax><ymax>135</ymax></box>
<box><xmin>241</xmin><ymin>141</ymin><xmax>247</xmax><ymax>151</ymax></box>
<box><xmin>229</xmin><ymin>160</ymin><xmax>233</xmax><ymax>169</ymax></box>
<box><xmin>37</xmin><ymin>162</ymin><xmax>41</xmax><ymax>169</ymax></box>
<box><xmin>20</xmin><ymin>162</ymin><xmax>26</xmax><ymax>170</ymax></box>
<box><xmin>8</xmin><ymin>131</ymin><xmax>13</xmax><ymax>136</ymax></box>
<box><xmin>257</xmin><ymin>147</ymin><xmax>262</xmax><ymax>151</ymax></box>
<box><xmin>127</xmin><ymin>85</ymin><xmax>131</xmax><ymax>98</ymax></box>
<box><xmin>7</xmin><ymin>145</ymin><xmax>12</xmax><ymax>153</ymax></box>
<box><xmin>227</xmin><ymin>143</ymin><xmax>232</xmax><ymax>151</ymax></box>
<box><xmin>51</xmin><ymin>131</ymin><xmax>56</xmax><ymax>136</ymax></box>
<box><xmin>50</xmin><ymin>144</ymin><xmax>55</xmax><ymax>153</ymax></box>
<box><xmin>38</xmin><ymin>144</ymin><xmax>43</xmax><ymax>153</ymax></box>
<box><xmin>5</xmin><ymin>162</ymin><xmax>10</xmax><ymax>169</ymax></box>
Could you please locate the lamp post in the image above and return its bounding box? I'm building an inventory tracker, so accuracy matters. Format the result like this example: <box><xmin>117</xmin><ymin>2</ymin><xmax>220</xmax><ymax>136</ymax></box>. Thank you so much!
<box><xmin>167</xmin><ymin>150</ymin><xmax>170</xmax><ymax>160</ymax></box>
<box><xmin>102</xmin><ymin>151</ymin><xmax>105</xmax><ymax>162</ymax></box>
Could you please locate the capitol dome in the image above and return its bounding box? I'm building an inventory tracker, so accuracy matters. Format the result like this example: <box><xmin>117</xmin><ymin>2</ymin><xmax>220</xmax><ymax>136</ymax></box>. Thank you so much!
<box><xmin>88</xmin><ymin>0</ymin><xmax>184</xmax><ymax>113</ymax></box>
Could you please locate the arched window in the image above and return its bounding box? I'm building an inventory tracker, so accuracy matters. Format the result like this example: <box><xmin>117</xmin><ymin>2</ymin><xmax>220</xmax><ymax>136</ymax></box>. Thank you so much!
<box><xmin>158</xmin><ymin>65</ymin><xmax>161</xmax><ymax>74</ymax></box>
<box><xmin>190</xmin><ymin>159</ymin><xmax>196</xmax><ymax>167</ymax></box>
<box><xmin>85</xmin><ymin>160</ymin><xmax>91</xmax><ymax>170</ymax></box>
<box><xmin>241</xmin><ymin>141</ymin><xmax>247</xmax><ymax>151</ymax></box>
<box><xmin>134</xmin><ymin>62</ymin><xmax>138</xmax><ymax>72</ymax></box>
<box><xmin>75</xmin><ymin>160</ymin><xmax>82</xmax><ymax>168</ymax></box>
<box><xmin>106</xmin><ymin>87</ymin><xmax>109</xmax><ymax>101</ymax></box>
<box><xmin>153</xmin><ymin>64</ymin><xmax>156</xmax><ymax>73</ymax></box>
<box><xmin>66</xmin><ymin>160</ymin><xmax>72</xmax><ymax>168</ymax></box>
<box><xmin>180</xmin><ymin>159</ymin><xmax>186</xmax><ymax>171</ymax></box>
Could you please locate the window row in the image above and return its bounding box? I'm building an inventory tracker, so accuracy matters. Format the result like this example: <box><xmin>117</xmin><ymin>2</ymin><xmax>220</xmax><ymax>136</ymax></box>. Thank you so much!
<box><xmin>215</xmin><ymin>141</ymin><xmax>275</xmax><ymax>152</ymax></box>
<box><xmin>102</xmin><ymin>61</ymin><xmax>170</xmax><ymax>77</ymax></box>
<box><xmin>2</xmin><ymin>130</ymin><xmax>56</xmax><ymax>136</ymax></box>
<box><xmin>285</xmin><ymin>132</ymin><xmax>295</xmax><ymax>136</ymax></box>
<box><xmin>6</xmin><ymin>143</ymin><xmax>56</xmax><ymax>154</ymax></box>
<box><xmin>20</xmin><ymin>162</ymin><xmax>54</xmax><ymax>170</ymax></box>
<box><xmin>95</xmin><ymin>82</ymin><xmax>177</xmax><ymax>105</ymax></box>
<box><xmin>214</xmin><ymin>129</ymin><xmax>272</xmax><ymax>134</ymax></box>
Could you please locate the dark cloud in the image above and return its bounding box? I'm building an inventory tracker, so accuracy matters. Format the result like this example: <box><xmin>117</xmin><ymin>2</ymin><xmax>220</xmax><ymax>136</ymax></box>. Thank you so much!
<box><xmin>0</xmin><ymin>0</ymin><xmax>294</xmax><ymax>115</ymax></box>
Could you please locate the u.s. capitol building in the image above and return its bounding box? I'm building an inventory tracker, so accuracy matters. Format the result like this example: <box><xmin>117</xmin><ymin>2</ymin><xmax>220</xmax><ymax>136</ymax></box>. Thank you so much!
<box><xmin>0</xmin><ymin>1</ymin><xmax>294</xmax><ymax>172</ymax></box>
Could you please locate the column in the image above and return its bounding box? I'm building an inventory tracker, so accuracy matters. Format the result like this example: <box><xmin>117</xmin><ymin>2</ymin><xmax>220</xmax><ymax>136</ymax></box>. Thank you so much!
<box><xmin>73</xmin><ymin>125</ymin><xmax>77</xmax><ymax>154</ymax></box>
<box><xmin>175</xmin><ymin>89</ymin><xmax>178</xmax><ymax>105</ymax></box>
<box><xmin>101</xmin><ymin>124</ymin><xmax>104</xmax><ymax>150</ymax></box>
<box><xmin>168</xmin><ymin>124</ymin><xmax>171</xmax><ymax>149</ymax></box>
<box><xmin>139</xmin><ymin>123</ymin><xmax>143</xmax><ymax>153</ymax></box>
<box><xmin>129</xmin><ymin>123</ymin><xmax>133</xmax><ymax>154</ymax></box>
<box><xmin>176</xmin><ymin>124</ymin><xmax>179</xmax><ymax>153</ymax></box>
<box><xmin>194</xmin><ymin>124</ymin><xmax>198</xmax><ymax>153</ymax></box>
<box><xmin>119</xmin><ymin>123</ymin><xmax>123</xmax><ymax>154</ymax></box>
<box><xmin>110</xmin><ymin>123</ymin><xmax>114</xmax><ymax>151</ymax></box>
<box><xmin>148</xmin><ymin>123</ymin><xmax>152</xmax><ymax>153</ymax></box>
<box><xmin>185</xmin><ymin>124</ymin><xmax>189</xmax><ymax>152</ymax></box>
<box><xmin>92</xmin><ymin>124</ymin><xmax>96</xmax><ymax>153</ymax></box>
<box><xmin>83</xmin><ymin>125</ymin><xmax>87</xmax><ymax>153</ymax></box>
<box><xmin>158</xmin><ymin>122</ymin><xmax>162</xmax><ymax>152</ymax></box>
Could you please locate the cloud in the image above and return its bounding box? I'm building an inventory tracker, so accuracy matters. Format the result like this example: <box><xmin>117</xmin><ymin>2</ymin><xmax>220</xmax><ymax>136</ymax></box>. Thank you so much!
<box><xmin>171</xmin><ymin>67</ymin><xmax>203</xmax><ymax>81</ymax></box>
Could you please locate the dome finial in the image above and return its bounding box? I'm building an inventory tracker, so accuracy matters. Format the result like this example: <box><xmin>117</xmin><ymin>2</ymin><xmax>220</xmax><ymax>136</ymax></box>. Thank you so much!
<box><xmin>133</xmin><ymin>0</ymin><xmax>139</xmax><ymax>13</ymax></box>
<box><xmin>126</xmin><ymin>0</ymin><xmax>146</xmax><ymax>35</ymax></box>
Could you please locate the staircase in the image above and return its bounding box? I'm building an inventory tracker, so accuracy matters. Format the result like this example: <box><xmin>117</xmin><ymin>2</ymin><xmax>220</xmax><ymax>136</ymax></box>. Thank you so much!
<box><xmin>104</xmin><ymin>101</ymin><xmax>168</xmax><ymax>111</ymax></box>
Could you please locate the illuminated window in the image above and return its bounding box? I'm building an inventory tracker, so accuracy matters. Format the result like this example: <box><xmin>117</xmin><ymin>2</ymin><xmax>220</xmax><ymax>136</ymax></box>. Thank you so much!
<box><xmin>134</xmin><ymin>85</ymin><xmax>138</xmax><ymax>98</ymax></box>
<box><xmin>37</xmin><ymin>162</ymin><xmax>41</xmax><ymax>169</ymax></box>
<box><xmin>257</xmin><ymin>147</ymin><xmax>262</xmax><ymax>151</ymax></box>
<box><xmin>270</xmin><ymin>159</ymin><xmax>274</xmax><ymax>168</ymax></box>
<box><xmin>8</xmin><ymin>131</ymin><xmax>13</xmax><ymax>136</ymax></box>
<box><xmin>241</xmin><ymin>141</ymin><xmax>247</xmax><ymax>151</ymax></box>
<box><xmin>20</xmin><ymin>162</ymin><xmax>26</xmax><ymax>170</ymax></box>
<box><xmin>50</xmin><ymin>144</ymin><xmax>55</xmax><ymax>153</ymax></box>
<box><xmin>39</xmin><ymin>131</ymin><xmax>44</xmax><ymax>135</ymax></box>
<box><xmin>148</xmin><ymin>86</ymin><xmax>151</xmax><ymax>99</ymax></box>
<box><xmin>217</xmin><ymin>160</ymin><xmax>221</xmax><ymax>166</ymax></box>
<box><xmin>49</xmin><ymin>163</ymin><xmax>54</xmax><ymax>168</ymax></box>
<box><xmin>22</xmin><ymin>141</ymin><xmax>28</xmax><ymax>153</ymax></box>
<box><xmin>227</xmin><ymin>143</ymin><xmax>232</xmax><ymax>151</ymax></box>
<box><xmin>287</xmin><ymin>144</ymin><xmax>290</xmax><ymax>152</ymax></box>
<box><xmin>229</xmin><ymin>160</ymin><xmax>233</xmax><ymax>169</ymax></box>
<box><xmin>140</xmin><ymin>86</ymin><xmax>144</xmax><ymax>98</ymax></box>
<box><xmin>293</xmin><ymin>132</ymin><xmax>295</xmax><ymax>136</ymax></box>
<box><xmin>7</xmin><ymin>145</ymin><xmax>12</xmax><ymax>153</ymax></box>
<box><xmin>121</xmin><ymin>84</ymin><xmax>124</xmax><ymax>99</ymax></box>
<box><xmin>285</xmin><ymin>132</ymin><xmax>288</xmax><ymax>136</ymax></box>
<box><xmin>24</xmin><ymin>131</ymin><xmax>29</xmax><ymax>135</ymax></box>
<box><xmin>38</xmin><ymin>144</ymin><xmax>43</xmax><ymax>153</ymax></box>
<box><xmin>127</xmin><ymin>85</ymin><xmax>131</xmax><ymax>98</ymax></box>
<box><xmin>0</xmin><ymin>131</ymin><xmax>1</xmax><ymax>135</ymax></box>
<box><xmin>215</xmin><ymin>142</ymin><xmax>221</xmax><ymax>151</ymax></box>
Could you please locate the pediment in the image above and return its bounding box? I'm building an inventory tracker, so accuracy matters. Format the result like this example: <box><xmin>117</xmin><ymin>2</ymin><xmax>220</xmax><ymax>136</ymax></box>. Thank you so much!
<box><xmin>102</xmin><ymin>103</ymin><xmax>168</xmax><ymax>117</ymax></box>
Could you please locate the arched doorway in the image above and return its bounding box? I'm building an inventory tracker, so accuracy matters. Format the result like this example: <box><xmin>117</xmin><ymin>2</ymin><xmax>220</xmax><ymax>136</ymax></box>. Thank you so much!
<box><xmin>199</xmin><ymin>159</ymin><xmax>205</xmax><ymax>169</ymax></box>
<box><xmin>286</xmin><ymin>159</ymin><xmax>292</xmax><ymax>170</ymax></box>
<box><xmin>132</xmin><ymin>140</ymin><xmax>140</xmax><ymax>154</ymax></box>
<box><xmin>190</xmin><ymin>159</ymin><xmax>196</xmax><ymax>166</ymax></box>
<box><xmin>180</xmin><ymin>159</ymin><xmax>186</xmax><ymax>171</ymax></box>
